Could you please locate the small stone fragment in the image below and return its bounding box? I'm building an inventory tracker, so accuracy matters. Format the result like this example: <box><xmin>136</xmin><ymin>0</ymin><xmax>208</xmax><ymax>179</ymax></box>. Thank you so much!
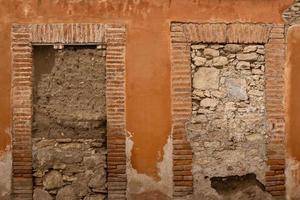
<box><xmin>243</xmin><ymin>45</ymin><xmax>257</xmax><ymax>53</ymax></box>
<box><xmin>56</xmin><ymin>186</ymin><xmax>77</xmax><ymax>200</ymax></box>
<box><xmin>193</xmin><ymin>57</ymin><xmax>207</xmax><ymax>66</ymax></box>
<box><xmin>212</xmin><ymin>56</ymin><xmax>228</xmax><ymax>67</ymax></box>
<box><xmin>193</xmin><ymin>68</ymin><xmax>220</xmax><ymax>90</ymax></box>
<box><xmin>204</xmin><ymin>48</ymin><xmax>220</xmax><ymax>57</ymax></box>
<box><xmin>200</xmin><ymin>98</ymin><xmax>219</xmax><ymax>108</ymax></box>
<box><xmin>236</xmin><ymin>61</ymin><xmax>251</xmax><ymax>70</ymax></box>
<box><xmin>33</xmin><ymin>188</ymin><xmax>53</xmax><ymax>200</ymax></box>
<box><xmin>43</xmin><ymin>170</ymin><xmax>63</xmax><ymax>190</ymax></box>
<box><xmin>224</xmin><ymin>44</ymin><xmax>243</xmax><ymax>53</ymax></box>
<box><xmin>237</xmin><ymin>53</ymin><xmax>259</xmax><ymax>61</ymax></box>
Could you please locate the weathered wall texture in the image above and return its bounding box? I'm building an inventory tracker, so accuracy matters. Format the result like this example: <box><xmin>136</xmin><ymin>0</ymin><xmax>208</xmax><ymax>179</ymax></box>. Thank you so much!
<box><xmin>188</xmin><ymin>44</ymin><xmax>269</xmax><ymax>199</ymax></box>
<box><xmin>0</xmin><ymin>0</ymin><xmax>294</xmax><ymax>199</ymax></box>
<box><xmin>32</xmin><ymin>47</ymin><xmax>107</xmax><ymax>200</ymax></box>
<box><xmin>286</xmin><ymin>25</ymin><xmax>300</xmax><ymax>200</ymax></box>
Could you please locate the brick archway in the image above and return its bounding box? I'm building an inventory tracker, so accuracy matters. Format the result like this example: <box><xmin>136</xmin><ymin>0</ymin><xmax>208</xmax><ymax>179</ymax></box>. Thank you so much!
<box><xmin>11</xmin><ymin>23</ymin><xmax>127</xmax><ymax>200</ymax></box>
<box><xmin>170</xmin><ymin>22</ymin><xmax>286</xmax><ymax>198</ymax></box>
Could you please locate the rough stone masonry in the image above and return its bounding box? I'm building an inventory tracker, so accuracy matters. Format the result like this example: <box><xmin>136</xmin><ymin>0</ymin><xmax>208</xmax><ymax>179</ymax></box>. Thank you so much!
<box><xmin>187</xmin><ymin>43</ymin><xmax>272</xmax><ymax>199</ymax></box>
<box><xmin>32</xmin><ymin>46</ymin><xmax>107</xmax><ymax>200</ymax></box>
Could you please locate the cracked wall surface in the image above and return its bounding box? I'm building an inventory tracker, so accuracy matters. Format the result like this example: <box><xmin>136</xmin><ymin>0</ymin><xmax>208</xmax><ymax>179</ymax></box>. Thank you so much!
<box><xmin>0</xmin><ymin>0</ymin><xmax>295</xmax><ymax>199</ymax></box>
<box><xmin>32</xmin><ymin>46</ymin><xmax>107</xmax><ymax>200</ymax></box>
<box><xmin>187</xmin><ymin>43</ymin><xmax>270</xmax><ymax>199</ymax></box>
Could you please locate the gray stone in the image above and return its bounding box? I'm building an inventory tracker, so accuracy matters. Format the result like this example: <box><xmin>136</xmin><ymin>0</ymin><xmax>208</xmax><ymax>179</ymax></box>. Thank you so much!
<box><xmin>249</xmin><ymin>90</ymin><xmax>264</xmax><ymax>97</ymax></box>
<box><xmin>72</xmin><ymin>172</ymin><xmax>92</xmax><ymax>197</ymax></box>
<box><xmin>252</xmin><ymin>69</ymin><xmax>264</xmax><ymax>75</ymax></box>
<box><xmin>204</xmin><ymin>48</ymin><xmax>220</xmax><ymax>57</ymax></box>
<box><xmin>225</xmin><ymin>78</ymin><xmax>248</xmax><ymax>100</ymax></box>
<box><xmin>33</xmin><ymin>188</ymin><xmax>53</xmax><ymax>200</ymax></box>
<box><xmin>257</xmin><ymin>48</ymin><xmax>265</xmax><ymax>55</ymax></box>
<box><xmin>200</xmin><ymin>98</ymin><xmax>219</xmax><ymax>108</ymax></box>
<box><xmin>236</xmin><ymin>61</ymin><xmax>251</xmax><ymax>70</ymax></box>
<box><xmin>193</xmin><ymin>89</ymin><xmax>205</xmax><ymax>97</ymax></box>
<box><xmin>193</xmin><ymin>68</ymin><xmax>219</xmax><ymax>90</ymax></box>
<box><xmin>56</xmin><ymin>186</ymin><xmax>76</xmax><ymax>200</ymax></box>
<box><xmin>43</xmin><ymin>170</ymin><xmax>63</xmax><ymax>190</ymax></box>
<box><xmin>212</xmin><ymin>56</ymin><xmax>228</xmax><ymax>67</ymax></box>
<box><xmin>191</xmin><ymin>115</ymin><xmax>208</xmax><ymax>123</ymax></box>
<box><xmin>193</xmin><ymin>57</ymin><xmax>207</xmax><ymax>66</ymax></box>
<box><xmin>224</xmin><ymin>44</ymin><xmax>243</xmax><ymax>53</ymax></box>
<box><xmin>88</xmin><ymin>172</ymin><xmax>106</xmax><ymax>190</ymax></box>
<box><xmin>237</xmin><ymin>53</ymin><xmax>259</xmax><ymax>61</ymax></box>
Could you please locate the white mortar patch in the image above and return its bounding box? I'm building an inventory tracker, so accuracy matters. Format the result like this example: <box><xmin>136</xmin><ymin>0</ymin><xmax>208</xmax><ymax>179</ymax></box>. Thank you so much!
<box><xmin>286</xmin><ymin>157</ymin><xmax>300</xmax><ymax>200</ymax></box>
<box><xmin>0</xmin><ymin>147</ymin><xmax>12</xmax><ymax>199</ymax></box>
<box><xmin>126</xmin><ymin>131</ymin><xmax>173</xmax><ymax>199</ymax></box>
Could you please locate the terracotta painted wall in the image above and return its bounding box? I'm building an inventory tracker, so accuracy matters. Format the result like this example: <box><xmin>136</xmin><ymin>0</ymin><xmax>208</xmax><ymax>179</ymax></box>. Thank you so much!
<box><xmin>286</xmin><ymin>25</ymin><xmax>300</xmax><ymax>199</ymax></box>
<box><xmin>0</xmin><ymin>0</ymin><xmax>293</xmax><ymax>199</ymax></box>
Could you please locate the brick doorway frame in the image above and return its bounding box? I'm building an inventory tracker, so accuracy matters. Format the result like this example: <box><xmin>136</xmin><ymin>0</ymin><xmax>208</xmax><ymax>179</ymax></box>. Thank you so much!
<box><xmin>170</xmin><ymin>22</ymin><xmax>286</xmax><ymax>198</ymax></box>
<box><xmin>11</xmin><ymin>23</ymin><xmax>127</xmax><ymax>200</ymax></box>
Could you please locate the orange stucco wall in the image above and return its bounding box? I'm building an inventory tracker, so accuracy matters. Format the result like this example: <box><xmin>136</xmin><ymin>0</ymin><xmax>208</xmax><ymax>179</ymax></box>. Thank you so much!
<box><xmin>0</xmin><ymin>0</ymin><xmax>293</xmax><ymax>196</ymax></box>
<box><xmin>287</xmin><ymin>26</ymin><xmax>300</xmax><ymax>161</ymax></box>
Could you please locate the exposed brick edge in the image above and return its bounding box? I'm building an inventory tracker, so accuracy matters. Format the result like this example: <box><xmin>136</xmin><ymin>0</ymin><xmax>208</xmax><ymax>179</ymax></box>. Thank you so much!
<box><xmin>170</xmin><ymin>23</ymin><xmax>193</xmax><ymax>198</ymax></box>
<box><xmin>31</xmin><ymin>23</ymin><xmax>105</xmax><ymax>44</ymax></box>
<box><xmin>265</xmin><ymin>24</ymin><xmax>286</xmax><ymax>196</ymax></box>
<box><xmin>11</xmin><ymin>23</ymin><xmax>127</xmax><ymax>200</ymax></box>
<box><xmin>105</xmin><ymin>24</ymin><xmax>127</xmax><ymax>200</ymax></box>
<box><xmin>171</xmin><ymin>22</ymin><xmax>272</xmax><ymax>44</ymax></box>
<box><xmin>170</xmin><ymin>22</ymin><xmax>286</xmax><ymax>198</ymax></box>
<box><xmin>11</xmin><ymin>24</ymin><xmax>33</xmax><ymax>200</ymax></box>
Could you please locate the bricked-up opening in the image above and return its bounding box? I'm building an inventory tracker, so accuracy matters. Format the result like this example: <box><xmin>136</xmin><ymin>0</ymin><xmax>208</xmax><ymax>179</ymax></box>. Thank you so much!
<box><xmin>170</xmin><ymin>23</ymin><xmax>286</xmax><ymax>198</ymax></box>
<box><xmin>32</xmin><ymin>45</ymin><xmax>107</xmax><ymax>199</ymax></box>
<box><xmin>187</xmin><ymin>43</ymin><xmax>271</xmax><ymax>199</ymax></box>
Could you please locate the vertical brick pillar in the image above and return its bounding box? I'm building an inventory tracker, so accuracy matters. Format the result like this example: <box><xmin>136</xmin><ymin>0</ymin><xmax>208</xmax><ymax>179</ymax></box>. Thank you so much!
<box><xmin>265</xmin><ymin>24</ymin><xmax>287</xmax><ymax>196</ymax></box>
<box><xmin>171</xmin><ymin>23</ymin><xmax>194</xmax><ymax>198</ymax></box>
<box><xmin>11</xmin><ymin>24</ymin><xmax>34</xmax><ymax>200</ymax></box>
<box><xmin>105</xmin><ymin>24</ymin><xmax>127</xmax><ymax>200</ymax></box>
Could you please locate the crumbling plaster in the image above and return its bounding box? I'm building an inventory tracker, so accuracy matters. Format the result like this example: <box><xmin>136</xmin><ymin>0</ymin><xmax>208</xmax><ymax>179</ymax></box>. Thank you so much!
<box><xmin>0</xmin><ymin>0</ymin><xmax>295</xmax><ymax>199</ymax></box>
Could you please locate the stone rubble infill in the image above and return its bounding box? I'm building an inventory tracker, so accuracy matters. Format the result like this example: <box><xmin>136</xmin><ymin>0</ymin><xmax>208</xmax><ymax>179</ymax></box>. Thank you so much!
<box><xmin>189</xmin><ymin>43</ymin><xmax>267</xmax><ymax>199</ymax></box>
<box><xmin>32</xmin><ymin>48</ymin><xmax>107</xmax><ymax>200</ymax></box>
<box><xmin>32</xmin><ymin>138</ymin><xmax>107</xmax><ymax>200</ymax></box>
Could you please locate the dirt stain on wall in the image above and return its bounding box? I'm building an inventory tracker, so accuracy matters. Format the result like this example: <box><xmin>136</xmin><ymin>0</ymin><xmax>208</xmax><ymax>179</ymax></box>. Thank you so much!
<box><xmin>0</xmin><ymin>0</ymin><xmax>294</xmax><ymax>198</ymax></box>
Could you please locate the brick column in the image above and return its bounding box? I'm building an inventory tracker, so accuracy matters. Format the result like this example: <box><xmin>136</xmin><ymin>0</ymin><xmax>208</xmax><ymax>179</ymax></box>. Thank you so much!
<box><xmin>265</xmin><ymin>24</ymin><xmax>287</xmax><ymax>196</ymax></box>
<box><xmin>171</xmin><ymin>23</ymin><xmax>193</xmax><ymax>198</ymax></box>
<box><xmin>11</xmin><ymin>24</ymin><xmax>34</xmax><ymax>200</ymax></box>
<box><xmin>105</xmin><ymin>24</ymin><xmax>127</xmax><ymax>200</ymax></box>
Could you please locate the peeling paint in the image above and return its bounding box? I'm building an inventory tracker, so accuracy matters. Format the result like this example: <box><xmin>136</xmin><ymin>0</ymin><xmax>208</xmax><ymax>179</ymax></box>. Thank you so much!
<box><xmin>0</xmin><ymin>146</ymin><xmax>11</xmax><ymax>200</ymax></box>
<box><xmin>126</xmin><ymin>131</ymin><xmax>173</xmax><ymax>199</ymax></box>
<box><xmin>286</xmin><ymin>157</ymin><xmax>300</xmax><ymax>200</ymax></box>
